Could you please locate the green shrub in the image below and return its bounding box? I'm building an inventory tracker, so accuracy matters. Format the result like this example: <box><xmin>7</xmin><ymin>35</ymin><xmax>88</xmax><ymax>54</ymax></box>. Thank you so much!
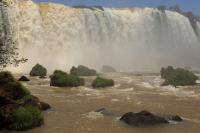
<box><xmin>12</xmin><ymin>106</ymin><xmax>43</xmax><ymax>130</ymax></box>
<box><xmin>92</xmin><ymin>77</ymin><xmax>114</xmax><ymax>88</ymax></box>
<box><xmin>30</xmin><ymin>64</ymin><xmax>47</xmax><ymax>77</ymax></box>
<box><xmin>50</xmin><ymin>70</ymin><xmax>84</xmax><ymax>87</ymax></box>
<box><xmin>70</xmin><ymin>65</ymin><xmax>97</xmax><ymax>76</ymax></box>
<box><xmin>160</xmin><ymin>66</ymin><xmax>198</xmax><ymax>87</ymax></box>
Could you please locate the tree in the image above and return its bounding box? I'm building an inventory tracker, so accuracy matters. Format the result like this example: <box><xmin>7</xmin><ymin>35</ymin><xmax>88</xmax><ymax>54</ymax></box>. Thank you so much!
<box><xmin>0</xmin><ymin>1</ymin><xmax>27</xmax><ymax>69</ymax></box>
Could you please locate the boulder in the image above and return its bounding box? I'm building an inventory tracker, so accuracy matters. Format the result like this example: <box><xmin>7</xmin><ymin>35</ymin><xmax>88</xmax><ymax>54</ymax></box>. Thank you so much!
<box><xmin>169</xmin><ymin>115</ymin><xmax>183</xmax><ymax>122</ymax></box>
<box><xmin>120</xmin><ymin>111</ymin><xmax>169</xmax><ymax>126</ymax></box>
<box><xmin>160</xmin><ymin>66</ymin><xmax>198</xmax><ymax>87</ymax></box>
<box><xmin>50</xmin><ymin>70</ymin><xmax>84</xmax><ymax>87</ymax></box>
<box><xmin>70</xmin><ymin>65</ymin><xmax>97</xmax><ymax>76</ymax></box>
<box><xmin>30</xmin><ymin>64</ymin><xmax>47</xmax><ymax>77</ymax></box>
<box><xmin>92</xmin><ymin>77</ymin><xmax>114</xmax><ymax>88</ymax></box>
<box><xmin>18</xmin><ymin>76</ymin><xmax>30</xmax><ymax>82</ymax></box>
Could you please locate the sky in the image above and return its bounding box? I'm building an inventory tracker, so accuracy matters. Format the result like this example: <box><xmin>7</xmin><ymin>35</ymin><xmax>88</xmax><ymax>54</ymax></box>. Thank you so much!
<box><xmin>33</xmin><ymin>0</ymin><xmax>200</xmax><ymax>16</ymax></box>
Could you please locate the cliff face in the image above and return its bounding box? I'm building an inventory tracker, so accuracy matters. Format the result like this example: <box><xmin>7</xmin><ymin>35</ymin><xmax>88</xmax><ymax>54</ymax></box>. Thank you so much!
<box><xmin>4</xmin><ymin>0</ymin><xmax>200</xmax><ymax>72</ymax></box>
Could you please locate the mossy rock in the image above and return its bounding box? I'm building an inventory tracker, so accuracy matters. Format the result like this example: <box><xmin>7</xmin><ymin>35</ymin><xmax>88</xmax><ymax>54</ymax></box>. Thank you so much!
<box><xmin>0</xmin><ymin>71</ymin><xmax>50</xmax><ymax>131</ymax></box>
<box><xmin>160</xmin><ymin>66</ymin><xmax>198</xmax><ymax>87</ymax></box>
<box><xmin>0</xmin><ymin>71</ymin><xmax>30</xmax><ymax>100</ymax></box>
<box><xmin>102</xmin><ymin>65</ymin><xmax>117</xmax><ymax>73</ymax></box>
<box><xmin>70</xmin><ymin>65</ymin><xmax>97</xmax><ymax>76</ymax></box>
<box><xmin>92</xmin><ymin>77</ymin><xmax>114</xmax><ymax>88</ymax></box>
<box><xmin>50</xmin><ymin>70</ymin><xmax>84</xmax><ymax>87</ymax></box>
<box><xmin>30</xmin><ymin>64</ymin><xmax>47</xmax><ymax>77</ymax></box>
<box><xmin>11</xmin><ymin>105</ymin><xmax>44</xmax><ymax>130</ymax></box>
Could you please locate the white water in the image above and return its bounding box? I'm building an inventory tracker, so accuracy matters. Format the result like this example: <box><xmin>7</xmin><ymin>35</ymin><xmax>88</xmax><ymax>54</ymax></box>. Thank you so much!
<box><xmin>5</xmin><ymin>0</ymin><xmax>200</xmax><ymax>73</ymax></box>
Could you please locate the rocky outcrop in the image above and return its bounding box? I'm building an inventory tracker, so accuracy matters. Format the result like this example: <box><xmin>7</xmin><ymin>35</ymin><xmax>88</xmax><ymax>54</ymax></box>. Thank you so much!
<box><xmin>0</xmin><ymin>71</ymin><xmax>50</xmax><ymax>131</ymax></box>
<box><xmin>30</xmin><ymin>64</ymin><xmax>47</xmax><ymax>77</ymax></box>
<box><xmin>120</xmin><ymin>110</ymin><xmax>182</xmax><ymax>126</ymax></box>
<box><xmin>18</xmin><ymin>76</ymin><xmax>30</xmax><ymax>81</ymax></box>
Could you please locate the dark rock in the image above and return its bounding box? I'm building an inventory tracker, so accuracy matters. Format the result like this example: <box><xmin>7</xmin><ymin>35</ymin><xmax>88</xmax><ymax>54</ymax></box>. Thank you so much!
<box><xmin>0</xmin><ymin>104</ymin><xmax>20</xmax><ymax>127</ymax></box>
<box><xmin>18</xmin><ymin>76</ymin><xmax>30</xmax><ymax>82</ymax></box>
<box><xmin>0</xmin><ymin>96</ymin><xmax>15</xmax><ymax>108</ymax></box>
<box><xmin>170</xmin><ymin>115</ymin><xmax>183</xmax><ymax>122</ymax></box>
<box><xmin>120</xmin><ymin>111</ymin><xmax>169</xmax><ymax>126</ymax></box>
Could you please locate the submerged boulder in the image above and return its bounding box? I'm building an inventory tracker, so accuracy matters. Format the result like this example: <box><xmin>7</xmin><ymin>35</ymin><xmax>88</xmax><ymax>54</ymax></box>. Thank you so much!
<box><xmin>70</xmin><ymin>65</ymin><xmax>97</xmax><ymax>76</ymax></box>
<box><xmin>18</xmin><ymin>76</ymin><xmax>30</xmax><ymax>82</ymax></box>
<box><xmin>50</xmin><ymin>70</ymin><xmax>84</xmax><ymax>87</ymax></box>
<box><xmin>120</xmin><ymin>110</ymin><xmax>183</xmax><ymax>127</ymax></box>
<box><xmin>30</xmin><ymin>64</ymin><xmax>47</xmax><ymax>77</ymax></box>
<box><xmin>92</xmin><ymin>77</ymin><xmax>114</xmax><ymax>88</ymax></box>
<box><xmin>0</xmin><ymin>71</ymin><xmax>50</xmax><ymax>131</ymax></box>
<box><xmin>102</xmin><ymin>65</ymin><xmax>117</xmax><ymax>73</ymax></box>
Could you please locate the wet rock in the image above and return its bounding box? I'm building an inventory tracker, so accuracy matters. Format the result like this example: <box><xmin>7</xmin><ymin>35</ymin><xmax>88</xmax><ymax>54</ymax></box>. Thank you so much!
<box><xmin>169</xmin><ymin>115</ymin><xmax>183</xmax><ymax>122</ymax></box>
<box><xmin>0</xmin><ymin>96</ymin><xmax>15</xmax><ymax>108</ymax></box>
<box><xmin>18</xmin><ymin>76</ymin><xmax>30</xmax><ymax>82</ymax></box>
<box><xmin>120</xmin><ymin>111</ymin><xmax>169</xmax><ymax>126</ymax></box>
<box><xmin>95</xmin><ymin>108</ymin><xmax>114</xmax><ymax>116</ymax></box>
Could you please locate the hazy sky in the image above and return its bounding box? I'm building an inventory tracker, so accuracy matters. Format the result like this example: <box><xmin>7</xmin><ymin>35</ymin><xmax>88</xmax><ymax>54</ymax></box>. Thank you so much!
<box><xmin>33</xmin><ymin>0</ymin><xmax>200</xmax><ymax>15</ymax></box>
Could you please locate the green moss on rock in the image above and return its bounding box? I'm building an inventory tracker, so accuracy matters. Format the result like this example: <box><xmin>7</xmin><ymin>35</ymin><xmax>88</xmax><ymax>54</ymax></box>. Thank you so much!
<box><xmin>12</xmin><ymin>106</ymin><xmax>43</xmax><ymax>130</ymax></box>
<box><xmin>0</xmin><ymin>71</ymin><xmax>50</xmax><ymax>131</ymax></box>
<box><xmin>30</xmin><ymin>64</ymin><xmax>47</xmax><ymax>77</ymax></box>
<box><xmin>50</xmin><ymin>70</ymin><xmax>84</xmax><ymax>87</ymax></box>
<box><xmin>92</xmin><ymin>77</ymin><xmax>114</xmax><ymax>88</ymax></box>
<box><xmin>160</xmin><ymin>66</ymin><xmax>198</xmax><ymax>87</ymax></box>
<box><xmin>70</xmin><ymin>65</ymin><xmax>97</xmax><ymax>76</ymax></box>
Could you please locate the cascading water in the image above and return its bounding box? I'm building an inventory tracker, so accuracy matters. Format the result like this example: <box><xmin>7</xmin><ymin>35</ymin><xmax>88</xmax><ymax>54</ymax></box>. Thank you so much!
<box><xmin>4</xmin><ymin>0</ymin><xmax>200</xmax><ymax>73</ymax></box>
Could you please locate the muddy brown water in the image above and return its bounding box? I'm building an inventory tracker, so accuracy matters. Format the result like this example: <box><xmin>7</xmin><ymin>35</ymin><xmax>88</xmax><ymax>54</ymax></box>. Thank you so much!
<box><xmin>8</xmin><ymin>73</ymin><xmax>200</xmax><ymax>133</ymax></box>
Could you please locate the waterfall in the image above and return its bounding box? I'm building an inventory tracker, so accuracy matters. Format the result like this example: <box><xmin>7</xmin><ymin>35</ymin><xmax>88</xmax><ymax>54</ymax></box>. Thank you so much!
<box><xmin>5</xmin><ymin>0</ymin><xmax>200</xmax><ymax>73</ymax></box>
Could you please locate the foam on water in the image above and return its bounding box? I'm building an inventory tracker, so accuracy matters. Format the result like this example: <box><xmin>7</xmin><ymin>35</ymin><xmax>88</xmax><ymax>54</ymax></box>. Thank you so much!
<box><xmin>84</xmin><ymin>111</ymin><xmax>104</xmax><ymax>120</ymax></box>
